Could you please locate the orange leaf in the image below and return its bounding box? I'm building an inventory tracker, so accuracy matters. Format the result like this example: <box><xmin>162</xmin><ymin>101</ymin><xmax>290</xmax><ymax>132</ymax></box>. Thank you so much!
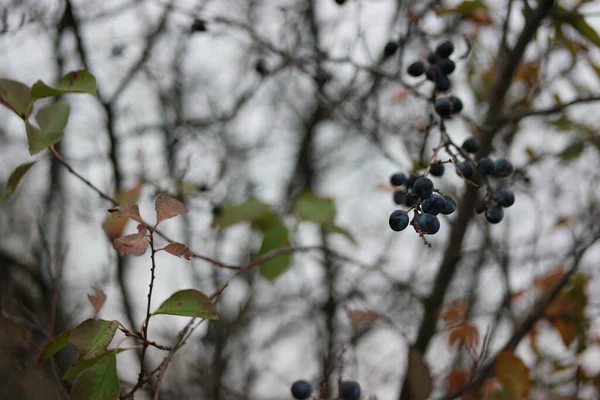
<box><xmin>345</xmin><ymin>308</ymin><xmax>380</xmax><ymax>337</ymax></box>
<box><xmin>87</xmin><ymin>287</ymin><xmax>106</xmax><ymax>316</ymax></box>
<box><xmin>448</xmin><ymin>323</ymin><xmax>479</xmax><ymax>349</ymax></box>
<box><xmin>446</xmin><ymin>368</ymin><xmax>469</xmax><ymax>393</ymax></box>
<box><xmin>440</xmin><ymin>299</ymin><xmax>468</xmax><ymax>325</ymax></box>
<box><xmin>553</xmin><ymin>319</ymin><xmax>576</xmax><ymax>347</ymax></box>
<box><xmin>494</xmin><ymin>350</ymin><xmax>530</xmax><ymax>400</ymax></box>
<box><xmin>480</xmin><ymin>378</ymin><xmax>502</xmax><ymax>395</ymax></box>
<box><xmin>163</xmin><ymin>243</ymin><xmax>193</xmax><ymax>260</ymax></box>
<box><xmin>406</xmin><ymin>348</ymin><xmax>432</xmax><ymax>400</ymax></box>
<box><xmin>545</xmin><ymin>292</ymin><xmax>574</xmax><ymax>318</ymax></box>
<box><xmin>155</xmin><ymin>194</ymin><xmax>188</xmax><ymax>224</ymax></box>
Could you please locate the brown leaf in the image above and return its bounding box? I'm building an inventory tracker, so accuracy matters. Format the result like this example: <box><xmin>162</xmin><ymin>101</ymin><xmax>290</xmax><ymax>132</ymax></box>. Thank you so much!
<box><xmin>535</xmin><ymin>268</ymin><xmax>564</xmax><ymax>290</ymax></box>
<box><xmin>448</xmin><ymin>323</ymin><xmax>479</xmax><ymax>349</ymax></box>
<box><xmin>494</xmin><ymin>350</ymin><xmax>530</xmax><ymax>400</ymax></box>
<box><xmin>439</xmin><ymin>299</ymin><xmax>468</xmax><ymax>325</ymax></box>
<box><xmin>345</xmin><ymin>309</ymin><xmax>380</xmax><ymax>337</ymax></box>
<box><xmin>553</xmin><ymin>319</ymin><xmax>576</xmax><ymax>347</ymax></box>
<box><xmin>163</xmin><ymin>243</ymin><xmax>193</xmax><ymax>260</ymax></box>
<box><xmin>113</xmin><ymin>228</ymin><xmax>148</xmax><ymax>257</ymax></box>
<box><xmin>87</xmin><ymin>287</ymin><xmax>106</xmax><ymax>316</ymax></box>
<box><xmin>107</xmin><ymin>204</ymin><xmax>144</xmax><ymax>224</ymax></box>
<box><xmin>155</xmin><ymin>194</ymin><xmax>188</xmax><ymax>224</ymax></box>
<box><xmin>102</xmin><ymin>181</ymin><xmax>143</xmax><ymax>241</ymax></box>
<box><xmin>446</xmin><ymin>368</ymin><xmax>469</xmax><ymax>393</ymax></box>
<box><xmin>406</xmin><ymin>348</ymin><xmax>432</xmax><ymax>400</ymax></box>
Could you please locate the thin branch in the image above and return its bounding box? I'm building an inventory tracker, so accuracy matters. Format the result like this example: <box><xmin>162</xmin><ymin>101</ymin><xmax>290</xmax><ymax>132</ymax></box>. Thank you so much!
<box><xmin>501</xmin><ymin>95</ymin><xmax>600</xmax><ymax>123</ymax></box>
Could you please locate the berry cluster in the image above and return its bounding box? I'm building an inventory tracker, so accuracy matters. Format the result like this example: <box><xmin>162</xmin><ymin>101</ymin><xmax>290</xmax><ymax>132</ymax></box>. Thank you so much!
<box><xmin>290</xmin><ymin>379</ymin><xmax>361</xmax><ymax>400</ymax></box>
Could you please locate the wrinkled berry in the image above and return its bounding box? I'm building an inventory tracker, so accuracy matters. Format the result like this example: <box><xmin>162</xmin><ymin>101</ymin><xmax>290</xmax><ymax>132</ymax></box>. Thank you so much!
<box><xmin>422</xmin><ymin>194</ymin><xmax>447</xmax><ymax>215</ymax></box>
<box><xmin>417</xmin><ymin>213</ymin><xmax>440</xmax><ymax>234</ymax></box>
<box><xmin>413</xmin><ymin>177</ymin><xmax>434</xmax><ymax>199</ymax></box>
<box><xmin>496</xmin><ymin>188</ymin><xmax>515</xmax><ymax>207</ymax></box>
<box><xmin>393</xmin><ymin>190</ymin><xmax>405</xmax><ymax>205</ymax></box>
<box><xmin>390</xmin><ymin>172</ymin><xmax>407</xmax><ymax>186</ymax></box>
<box><xmin>291</xmin><ymin>380</ymin><xmax>313</xmax><ymax>400</ymax></box>
<box><xmin>441</xmin><ymin>195</ymin><xmax>456</xmax><ymax>215</ymax></box>
<box><xmin>339</xmin><ymin>380</ymin><xmax>361</xmax><ymax>400</ymax></box>
<box><xmin>389</xmin><ymin>210</ymin><xmax>410</xmax><ymax>231</ymax></box>
<box><xmin>407</xmin><ymin>61</ymin><xmax>426</xmax><ymax>77</ymax></box>
<box><xmin>435</xmin><ymin>98</ymin><xmax>452</xmax><ymax>117</ymax></box>
<box><xmin>450</xmin><ymin>96</ymin><xmax>463</xmax><ymax>114</ymax></box>
<box><xmin>462</xmin><ymin>137</ymin><xmax>479</xmax><ymax>154</ymax></box>
<box><xmin>430</xmin><ymin>162</ymin><xmax>445</xmax><ymax>177</ymax></box>
<box><xmin>458</xmin><ymin>162</ymin><xmax>473</xmax><ymax>178</ymax></box>
<box><xmin>477</xmin><ymin>157</ymin><xmax>495</xmax><ymax>175</ymax></box>
<box><xmin>485</xmin><ymin>204</ymin><xmax>504</xmax><ymax>224</ymax></box>
<box><xmin>494</xmin><ymin>158</ymin><xmax>514</xmax><ymax>177</ymax></box>
<box><xmin>435</xmin><ymin>40</ymin><xmax>454</xmax><ymax>58</ymax></box>
<box><xmin>439</xmin><ymin>59</ymin><xmax>456</xmax><ymax>75</ymax></box>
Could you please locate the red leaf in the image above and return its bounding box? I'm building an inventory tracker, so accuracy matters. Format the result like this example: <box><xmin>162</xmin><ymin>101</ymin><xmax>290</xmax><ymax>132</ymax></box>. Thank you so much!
<box><xmin>155</xmin><ymin>194</ymin><xmax>188</xmax><ymax>224</ymax></box>
<box><xmin>439</xmin><ymin>299</ymin><xmax>468</xmax><ymax>325</ymax></box>
<box><xmin>163</xmin><ymin>243</ymin><xmax>193</xmax><ymax>260</ymax></box>
<box><xmin>448</xmin><ymin>323</ymin><xmax>479</xmax><ymax>349</ymax></box>
<box><xmin>87</xmin><ymin>287</ymin><xmax>107</xmax><ymax>316</ymax></box>
<box><xmin>107</xmin><ymin>204</ymin><xmax>144</xmax><ymax>224</ymax></box>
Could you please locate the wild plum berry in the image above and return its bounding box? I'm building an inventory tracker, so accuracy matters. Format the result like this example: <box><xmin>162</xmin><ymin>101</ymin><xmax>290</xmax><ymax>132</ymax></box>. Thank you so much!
<box><xmin>435</xmin><ymin>74</ymin><xmax>452</xmax><ymax>92</ymax></box>
<box><xmin>439</xmin><ymin>59</ymin><xmax>456</xmax><ymax>75</ymax></box>
<box><xmin>450</xmin><ymin>96</ymin><xmax>463</xmax><ymax>114</ymax></box>
<box><xmin>496</xmin><ymin>188</ymin><xmax>515</xmax><ymax>207</ymax></box>
<box><xmin>339</xmin><ymin>380</ymin><xmax>361</xmax><ymax>400</ymax></box>
<box><xmin>413</xmin><ymin>177</ymin><xmax>434</xmax><ymax>199</ymax></box>
<box><xmin>462</xmin><ymin>137</ymin><xmax>479</xmax><ymax>154</ymax></box>
<box><xmin>335</xmin><ymin>0</ymin><xmax>346</xmax><ymax>4</ymax></box>
<box><xmin>384</xmin><ymin>41</ymin><xmax>399</xmax><ymax>57</ymax></box>
<box><xmin>291</xmin><ymin>380</ymin><xmax>313</xmax><ymax>400</ymax></box>
<box><xmin>417</xmin><ymin>213</ymin><xmax>440</xmax><ymax>234</ymax></box>
<box><xmin>477</xmin><ymin>157</ymin><xmax>495</xmax><ymax>175</ymax></box>
<box><xmin>435</xmin><ymin>40</ymin><xmax>454</xmax><ymax>58</ymax></box>
<box><xmin>485</xmin><ymin>204</ymin><xmax>504</xmax><ymax>224</ymax></box>
<box><xmin>389</xmin><ymin>210</ymin><xmax>410</xmax><ymax>231</ymax></box>
<box><xmin>390</xmin><ymin>172</ymin><xmax>407</xmax><ymax>186</ymax></box>
<box><xmin>441</xmin><ymin>195</ymin><xmax>456</xmax><ymax>215</ymax></box>
<box><xmin>393</xmin><ymin>191</ymin><xmax>406</xmax><ymax>205</ymax></box>
<box><xmin>429</xmin><ymin>162</ymin><xmax>445</xmax><ymax>177</ymax></box>
<box><xmin>407</xmin><ymin>61</ymin><xmax>426</xmax><ymax>77</ymax></box>
<box><xmin>421</xmin><ymin>194</ymin><xmax>447</xmax><ymax>215</ymax></box>
<box><xmin>435</xmin><ymin>98</ymin><xmax>452</xmax><ymax>117</ymax></box>
<box><xmin>494</xmin><ymin>158</ymin><xmax>514</xmax><ymax>177</ymax></box>
<box><xmin>458</xmin><ymin>162</ymin><xmax>473</xmax><ymax>178</ymax></box>
<box><xmin>427</xmin><ymin>52</ymin><xmax>437</xmax><ymax>64</ymax></box>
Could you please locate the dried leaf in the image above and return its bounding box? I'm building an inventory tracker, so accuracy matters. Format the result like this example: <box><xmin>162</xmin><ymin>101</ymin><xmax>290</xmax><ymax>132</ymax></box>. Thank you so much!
<box><xmin>535</xmin><ymin>268</ymin><xmax>564</xmax><ymax>290</ymax></box>
<box><xmin>155</xmin><ymin>194</ymin><xmax>188</xmax><ymax>224</ymax></box>
<box><xmin>448</xmin><ymin>323</ymin><xmax>479</xmax><ymax>349</ymax></box>
<box><xmin>102</xmin><ymin>182</ymin><xmax>143</xmax><ymax>241</ymax></box>
<box><xmin>439</xmin><ymin>299</ymin><xmax>468</xmax><ymax>325</ymax></box>
<box><xmin>112</xmin><ymin>227</ymin><xmax>148</xmax><ymax>257</ymax></box>
<box><xmin>446</xmin><ymin>368</ymin><xmax>469</xmax><ymax>393</ymax></box>
<box><xmin>87</xmin><ymin>288</ymin><xmax>106</xmax><ymax>316</ymax></box>
<box><xmin>345</xmin><ymin>309</ymin><xmax>380</xmax><ymax>337</ymax></box>
<box><xmin>553</xmin><ymin>319</ymin><xmax>576</xmax><ymax>347</ymax></box>
<box><xmin>107</xmin><ymin>204</ymin><xmax>144</xmax><ymax>224</ymax></box>
<box><xmin>494</xmin><ymin>350</ymin><xmax>530</xmax><ymax>399</ymax></box>
<box><xmin>163</xmin><ymin>243</ymin><xmax>193</xmax><ymax>260</ymax></box>
<box><xmin>406</xmin><ymin>348</ymin><xmax>433</xmax><ymax>400</ymax></box>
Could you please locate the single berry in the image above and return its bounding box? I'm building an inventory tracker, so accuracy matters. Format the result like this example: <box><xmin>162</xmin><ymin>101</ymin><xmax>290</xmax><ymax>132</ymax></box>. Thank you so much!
<box><xmin>255</xmin><ymin>59</ymin><xmax>268</xmax><ymax>76</ymax></box>
<box><xmin>458</xmin><ymin>162</ymin><xmax>473</xmax><ymax>178</ymax></box>
<box><xmin>435</xmin><ymin>40</ymin><xmax>454</xmax><ymax>58</ymax></box>
<box><xmin>339</xmin><ymin>380</ymin><xmax>361</xmax><ymax>400</ymax></box>
<box><xmin>435</xmin><ymin>74</ymin><xmax>452</xmax><ymax>92</ymax></box>
<box><xmin>417</xmin><ymin>213</ymin><xmax>440</xmax><ymax>234</ymax></box>
<box><xmin>389</xmin><ymin>210</ymin><xmax>410</xmax><ymax>231</ymax></box>
<box><xmin>429</xmin><ymin>162</ymin><xmax>445</xmax><ymax>177</ymax></box>
<box><xmin>475</xmin><ymin>199</ymin><xmax>487</xmax><ymax>214</ymax></box>
<box><xmin>393</xmin><ymin>190</ymin><xmax>406</xmax><ymax>205</ymax></box>
<box><xmin>390</xmin><ymin>172</ymin><xmax>407</xmax><ymax>186</ymax></box>
<box><xmin>412</xmin><ymin>177</ymin><xmax>434</xmax><ymax>200</ymax></box>
<box><xmin>477</xmin><ymin>157</ymin><xmax>495</xmax><ymax>175</ymax></box>
<box><xmin>462</xmin><ymin>137</ymin><xmax>479</xmax><ymax>154</ymax></box>
<box><xmin>485</xmin><ymin>204</ymin><xmax>504</xmax><ymax>224</ymax></box>
<box><xmin>384</xmin><ymin>41</ymin><xmax>399</xmax><ymax>57</ymax></box>
<box><xmin>190</xmin><ymin>19</ymin><xmax>207</xmax><ymax>33</ymax></box>
<box><xmin>427</xmin><ymin>52</ymin><xmax>437</xmax><ymax>64</ymax></box>
<box><xmin>496</xmin><ymin>188</ymin><xmax>515</xmax><ymax>207</ymax></box>
<box><xmin>450</xmin><ymin>96</ymin><xmax>463</xmax><ymax>114</ymax></box>
<box><xmin>407</xmin><ymin>61</ymin><xmax>426</xmax><ymax>77</ymax></box>
<box><xmin>422</xmin><ymin>194</ymin><xmax>447</xmax><ymax>215</ymax></box>
<box><xmin>494</xmin><ymin>158</ymin><xmax>514</xmax><ymax>177</ymax></box>
<box><xmin>291</xmin><ymin>380</ymin><xmax>313</xmax><ymax>400</ymax></box>
<box><xmin>439</xmin><ymin>59</ymin><xmax>456</xmax><ymax>75</ymax></box>
<box><xmin>335</xmin><ymin>0</ymin><xmax>346</xmax><ymax>4</ymax></box>
<box><xmin>441</xmin><ymin>195</ymin><xmax>456</xmax><ymax>215</ymax></box>
<box><xmin>425</xmin><ymin>65</ymin><xmax>436</xmax><ymax>81</ymax></box>
<box><xmin>434</xmin><ymin>98</ymin><xmax>452</xmax><ymax>117</ymax></box>
<box><xmin>405</xmin><ymin>193</ymin><xmax>419</xmax><ymax>207</ymax></box>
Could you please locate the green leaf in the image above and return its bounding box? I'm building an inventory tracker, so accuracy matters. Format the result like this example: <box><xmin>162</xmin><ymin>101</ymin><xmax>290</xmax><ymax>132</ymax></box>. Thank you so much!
<box><xmin>437</xmin><ymin>0</ymin><xmax>486</xmax><ymax>15</ymax></box>
<box><xmin>555</xmin><ymin>6</ymin><xmax>600</xmax><ymax>48</ymax></box>
<box><xmin>63</xmin><ymin>349</ymin><xmax>128</xmax><ymax>379</ymax></box>
<box><xmin>69</xmin><ymin>319</ymin><xmax>120</xmax><ymax>360</ymax></box>
<box><xmin>0</xmin><ymin>79</ymin><xmax>33</xmax><ymax>117</ymax></box>
<box><xmin>293</xmin><ymin>191</ymin><xmax>336</xmax><ymax>224</ymax></box>
<box><xmin>322</xmin><ymin>223</ymin><xmax>358</xmax><ymax>245</ymax></box>
<box><xmin>559</xmin><ymin>141</ymin><xmax>584</xmax><ymax>162</ymax></box>
<box><xmin>153</xmin><ymin>289</ymin><xmax>218</xmax><ymax>319</ymax></box>
<box><xmin>70</xmin><ymin>353</ymin><xmax>120</xmax><ymax>400</ymax></box>
<box><xmin>258</xmin><ymin>222</ymin><xmax>292</xmax><ymax>281</ymax></box>
<box><xmin>31</xmin><ymin>70</ymin><xmax>97</xmax><ymax>99</ymax></box>
<box><xmin>212</xmin><ymin>198</ymin><xmax>272</xmax><ymax>228</ymax></box>
<box><xmin>38</xmin><ymin>329</ymin><xmax>71</xmax><ymax>364</ymax></box>
<box><xmin>0</xmin><ymin>161</ymin><xmax>36</xmax><ymax>204</ymax></box>
<box><xmin>25</xmin><ymin>121</ymin><xmax>64</xmax><ymax>155</ymax></box>
<box><xmin>35</xmin><ymin>102</ymin><xmax>70</xmax><ymax>133</ymax></box>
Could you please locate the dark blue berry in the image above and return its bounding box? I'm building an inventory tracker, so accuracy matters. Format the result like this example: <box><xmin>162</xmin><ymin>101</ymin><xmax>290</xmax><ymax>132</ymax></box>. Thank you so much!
<box><xmin>405</xmin><ymin>193</ymin><xmax>419</xmax><ymax>207</ymax></box>
<box><xmin>407</xmin><ymin>61</ymin><xmax>426</xmax><ymax>77</ymax></box>
<box><xmin>427</xmin><ymin>52</ymin><xmax>437</xmax><ymax>64</ymax></box>
<box><xmin>435</xmin><ymin>74</ymin><xmax>452</xmax><ymax>92</ymax></box>
<box><xmin>339</xmin><ymin>380</ymin><xmax>361</xmax><ymax>400</ymax></box>
<box><xmin>406</xmin><ymin>174</ymin><xmax>418</xmax><ymax>189</ymax></box>
<box><xmin>390</xmin><ymin>172</ymin><xmax>407</xmax><ymax>186</ymax></box>
<box><xmin>477</xmin><ymin>157</ymin><xmax>495</xmax><ymax>175</ymax></box>
<box><xmin>462</xmin><ymin>137</ymin><xmax>479</xmax><ymax>154</ymax></box>
<box><xmin>389</xmin><ymin>210</ymin><xmax>410</xmax><ymax>231</ymax></box>
<box><xmin>435</xmin><ymin>40</ymin><xmax>454</xmax><ymax>58</ymax></box>
<box><xmin>458</xmin><ymin>162</ymin><xmax>473</xmax><ymax>178</ymax></box>
<box><xmin>393</xmin><ymin>191</ymin><xmax>405</xmax><ymax>205</ymax></box>
<box><xmin>450</xmin><ymin>96</ymin><xmax>463</xmax><ymax>114</ymax></box>
<box><xmin>335</xmin><ymin>0</ymin><xmax>346</xmax><ymax>4</ymax></box>
<box><xmin>412</xmin><ymin>177</ymin><xmax>434</xmax><ymax>199</ymax></box>
<box><xmin>422</xmin><ymin>194</ymin><xmax>447</xmax><ymax>215</ymax></box>
<box><xmin>496</xmin><ymin>188</ymin><xmax>515</xmax><ymax>207</ymax></box>
<box><xmin>441</xmin><ymin>195</ymin><xmax>456</xmax><ymax>215</ymax></box>
<box><xmin>494</xmin><ymin>158</ymin><xmax>514</xmax><ymax>177</ymax></box>
<box><xmin>190</xmin><ymin>19</ymin><xmax>207</xmax><ymax>33</ymax></box>
<box><xmin>429</xmin><ymin>163</ymin><xmax>445</xmax><ymax>177</ymax></box>
<box><xmin>485</xmin><ymin>204</ymin><xmax>504</xmax><ymax>224</ymax></box>
<box><xmin>435</xmin><ymin>98</ymin><xmax>452</xmax><ymax>117</ymax></box>
<box><xmin>384</xmin><ymin>41</ymin><xmax>399</xmax><ymax>57</ymax></box>
<box><xmin>291</xmin><ymin>380</ymin><xmax>313</xmax><ymax>400</ymax></box>
<box><xmin>417</xmin><ymin>213</ymin><xmax>440</xmax><ymax>234</ymax></box>
<box><xmin>439</xmin><ymin>59</ymin><xmax>456</xmax><ymax>75</ymax></box>
<box><xmin>255</xmin><ymin>59</ymin><xmax>268</xmax><ymax>76</ymax></box>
